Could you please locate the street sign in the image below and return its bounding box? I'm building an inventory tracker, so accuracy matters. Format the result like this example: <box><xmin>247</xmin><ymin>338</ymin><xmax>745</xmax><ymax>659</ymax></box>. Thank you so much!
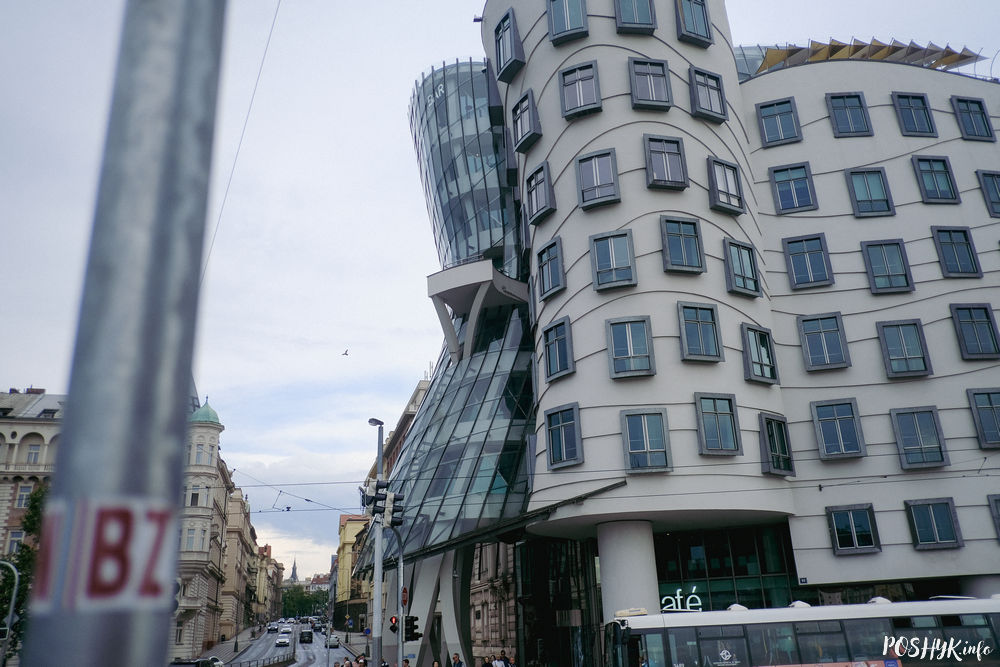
<box><xmin>365</xmin><ymin>628</ymin><xmax>371</xmax><ymax>635</ymax></box>
<box><xmin>348</xmin><ymin>619</ymin><xmax>354</xmax><ymax>628</ymax></box>
<box><xmin>402</xmin><ymin>586</ymin><xmax>408</xmax><ymax>607</ymax></box>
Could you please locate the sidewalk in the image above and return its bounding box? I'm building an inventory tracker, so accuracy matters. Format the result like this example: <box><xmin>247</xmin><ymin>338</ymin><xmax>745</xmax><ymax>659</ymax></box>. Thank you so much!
<box><xmin>195</xmin><ymin>625</ymin><xmax>259</xmax><ymax>665</ymax></box>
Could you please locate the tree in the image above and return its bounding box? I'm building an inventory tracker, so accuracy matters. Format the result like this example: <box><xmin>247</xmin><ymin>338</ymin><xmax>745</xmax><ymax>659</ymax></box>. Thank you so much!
<box><xmin>281</xmin><ymin>585</ymin><xmax>328</xmax><ymax>619</ymax></box>
<box><xmin>0</xmin><ymin>485</ymin><xmax>46</xmax><ymax>659</ymax></box>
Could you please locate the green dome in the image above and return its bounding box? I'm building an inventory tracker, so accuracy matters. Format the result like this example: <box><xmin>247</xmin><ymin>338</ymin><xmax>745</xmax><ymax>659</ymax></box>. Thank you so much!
<box><xmin>189</xmin><ymin>401</ymin><xmax>221</xmax><ymax>424</ymax></box>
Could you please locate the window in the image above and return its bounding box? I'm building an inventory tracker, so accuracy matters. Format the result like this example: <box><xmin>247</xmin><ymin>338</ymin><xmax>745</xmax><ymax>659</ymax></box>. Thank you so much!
<box><xmin>630</xmin><ymin>59</ymin><xmax>671</xmax><ymax>110</ymax></box>
<box><xmin>545</xmin><ymin>403</ymin><xmax>582</xmax><ymax>468</ymax></box>
<box><xmin>678</xmin><ymin>302</ymin><xmax>722</xmax><ymax>362</ymax></box>
<box><xmin>560</xmin><ymin>62</ymin><xmax>601</xmax><ymax>119</ymax></box>
<box><xmin>707</xmin><ymin>157</ymin><xmax>744</xmax><ymax>214</ymax></box>
<box><xmin>26</xmin><ymin>443</ymin><xmax>41</xmax><ymax>464</ymax></box>
<box><xmin>576</xmin><ymin>150</ymin><xmax>620</xmax><ymax>209</ymax></box>
<box><xmin>606</xmin><ymin>317</ymin><xmax>655</xmax><ymax>378</ymax></box>
<box><xmin>826</xmin><ymin>505</ymin><xmax>880</xmax><ymax>555</ymax></box>
<box><xmin>931</xmin><ymin>226</ymin><xmax>981</xmax><ymax>278</ymax></box>
<box><xmin>695</xmin><ymin>393</ymin><xmax>741</xmax><ymax>455</ymax></box>
<box><xmin>674</xmin><ymin>0</ymin><xmax>712</xmax><ymax>47</ymax></box>
<box><xmin>525</xmin><ymin>162</ymin><xmax>555</xmax><ymax>224</ymax></box>
<box><xmin>798</xmin><ymin>313</ymin><xmax>850</xmax><ymax>370</ymax></box>
<box><xmin>547</xmin><ymin>0</ymin><xmax>588</xmax><ymax>44</ymax></box>
<box><xmin>195</xmin><ymin>443</ymin><xmax>205</xmax><ymax>464</ymax></box>
<box><xmin>537</xmin><ymin>238</ymin><xmax>565</xmax><ymax>299</ymax></box>
<box><xmin>759</xmin><ymin>413</ymin><xmax>793</xmax><ymax>475</ymax></box>
<box><xmin>660</xmin><ymin>216</ymin><xmax>704</xmax><ymax>273</ymax></box>
<box><xmin>176</xmin><ymin>621</ymin><xmax>184</xmax><ymax>644</ymax></box>
<box><xmin>951</xmin><ymin>96</ymin><xmax>995</xmax><ymax>141</ymax></box>
<box><xmin>15</xmin><ymin>484</ymin><xmax>32</xmax><ymax>509</ymax></box>
<box><xmin>861</xmin><ymin>240</ymin><xmax>913</xmax><ymax>294</ymax></box>
<box><xmin>976</xmin><ymin>170</ymin><xmax>1000</xmax><ymax>217</ymax></box>
<box><xmin>689</xmin><ymin>68</ymin><xmax>726</xmax><ymax>122</ymax></box>
<box><xmin>782</xmin><ymin>234</ymin><xmax>832</xmax><ymax>289</ymax></box>
<box><xmin>494</xmin><ymin>9</ymin><xmax>525</xmax><ymax>83</ymax></box>
<box><xmin>185</xmin><ymin>528</ymin><xmax>196</xmax><ymax>551</ymax></box>
<box><xmin>904</xmin><ymin>498</ymin><xmax>962</xmax><ymax>550</ymax></box>
<box><xmin>810</xmin><ymin>398</ymin><xmax>866</xmax><ymax>459</ymax></box>
<box><xmin>967</xmin><ymin>388</ymin><xmax>1000</xmax><ymax>449</ymax></box>
<box><xmin>769</xmin><ymin>163</ymin><xmax>817</xmax><ymax>213</ymax></box>
<box><xmin>876</xmin><ymin>320</ymin><xmax>931</xmax><ymax>379</ymax></box>
<box><xmin>590</xmin><ymin>231</ymin><xmax>636</xmax><ymax>290</ymax></box>
<box><xmin>845</xmin><ymin>167</ymin><xmax>894</xmax><ymax>217</ymax></box>
<box><xmin>615</xmin><ymin>0</ymin><xmax>655</xmax><ymax>34</ymax></box>
<box><xmin>723</xmin><ymin>239</ymin><xmax>761</xmax><ymax>297</ymax></box>
<box><xmin>950</xmin><ymin>304</ymin><xmax>1000</xmax><ymax>360</ymax></box>
<box><xmin>891</xmin><ymin>93</ymin><xmax>936</xmax><ymax>137</ymax></box>
<box><xmin>511</xmin><ymin>90</ymin><xmax>541</xmax><ymax>152</ymax></box>
<box><xmin>890</xmin><ymin>407</ymin><xmax>948</xmax><ymax>469</ymax></box>
<box><xmin>990</xmin><ymin>495</ymin><xmax>1000</xmax><ymax>540</ymax></box>
<box><xmin>741</xmin><ymin>323</ymin><xmax>778</xmax><ymax>384</ymax></box>
<box><xmin>542</xmin><ymin>317</ymin><xmax>575</xmax><ymax>381</ymax></box>
<box><xmin>621</xmin><ymin>409</ymin><xmax>671</xmax><ymax>470</ymax></box>
<box><xmin>756</xmin><ymin>98</ymin><xmax>800</xmax><ymax>147</ymax></box>
<box><xmin>189</xmin><ymin>484</ymin><xmax>201</xmax><ymax>507</ymax></box>
<box><xmin>644</xmin><ymin>135</ymin><xmax>687</xmax><ymax>189</ymax></box>
<box><xmin>912</xmin><ymin>156</ymin><xmax>960</xmax><ymax>203</ymax></box>
<box><xmin>7</xmin><ymin>531</ymin><xmax>23</xmax><ymax>555</ymax></box>
<box><xmin>826</xmin><ymin>93</ymin><xmax>873</xmax><ymax>137</ymax></box>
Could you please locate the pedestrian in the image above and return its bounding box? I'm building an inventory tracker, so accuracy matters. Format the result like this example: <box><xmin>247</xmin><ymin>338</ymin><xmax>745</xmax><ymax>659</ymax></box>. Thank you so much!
<box><xmin>500</xmin><ymin>650</ymin><xmax>511</xmax><ymax>667</ymax></box>
<box><xmin>452</xmin><ymin>653</ymin><xmax>465</xmax><ymax>667</ymax></box>
<box><xmin>403</xmin><ymin>660</ymin><xmax>410</xmax><ymax>667</ymax></box>
<box><xmin>493</xmin><ymin>654</ymin><xmax>505</xmax><ymax>667</ymax></box>
<box><xmin>482</xmin><ymin>657</ymin><xmax>491</xmax><ymax>667</ymax></box>
<box><xmin>433</xmin><ymin>661</ymin><xmax>441</xmax><ymax>667</ymax></box>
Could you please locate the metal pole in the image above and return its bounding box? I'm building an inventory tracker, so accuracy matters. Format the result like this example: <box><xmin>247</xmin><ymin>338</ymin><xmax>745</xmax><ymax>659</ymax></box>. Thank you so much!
<box><xmin>21</xmin><ymin>1</ymin><xmax>226</xmax><ymax>665</ymax></box>
<box><xmin>0</xmin><ymin>561</ymin><xmax>19</xmax><ymax>667</ymax></box>
<box><xmin>389</xmin><ymin>526</ymin><xmax>404</xmax><ymax>667</ymax></box>
<box><xmin>369</xmin><ymin>418</ymin><xmax>385</xmax><ymax>666</ymax></box>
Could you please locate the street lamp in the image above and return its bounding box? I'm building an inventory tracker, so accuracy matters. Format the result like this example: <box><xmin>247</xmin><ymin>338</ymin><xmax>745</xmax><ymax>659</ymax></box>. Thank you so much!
<box><xmin>368</xmin><ymin>417</ymin><xmax>384</xmax><ymax>667</ymax></box>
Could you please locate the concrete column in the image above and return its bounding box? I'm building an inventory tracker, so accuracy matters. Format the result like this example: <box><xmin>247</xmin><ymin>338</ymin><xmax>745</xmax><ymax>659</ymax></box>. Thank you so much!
<box><xmin>597</xmin><ymin>521</ymin><xmax>660</xmax><ymax>623</ymax></box>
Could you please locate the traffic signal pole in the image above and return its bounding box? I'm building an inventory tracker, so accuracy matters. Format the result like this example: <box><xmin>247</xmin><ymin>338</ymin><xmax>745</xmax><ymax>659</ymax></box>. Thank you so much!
<box><xmin>368</xmin><ymin>418</ymin><xmax>385</xmax><ymax>667</ymax></box>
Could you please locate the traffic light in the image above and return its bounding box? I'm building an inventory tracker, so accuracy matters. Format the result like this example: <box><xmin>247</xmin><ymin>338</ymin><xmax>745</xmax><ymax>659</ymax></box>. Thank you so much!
<box><xmin>361</xmin><ymin>479</ymin><xmax>389</xmax><ymax>516</ymax></box>
<box><xmin>384</xmin><ymin>492</ymin><xmax>405</xmax><ymax>527</ymax></box>
<box><xmin>404</xmin><ymin>615</ymin><xmax>422</xmax><ymax>642</ymax></box>
<box><xmin>389</xmin><ymin>615</ymin><xmax>398</xmax><ymax>633</ymax></box>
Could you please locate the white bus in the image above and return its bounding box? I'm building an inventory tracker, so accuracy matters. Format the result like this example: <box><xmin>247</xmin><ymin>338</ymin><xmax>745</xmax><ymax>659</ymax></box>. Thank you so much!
<box><xmin>605</xmin><ymin>597</ymin><xmax>1000</xmax><ymax>667</ymax></box>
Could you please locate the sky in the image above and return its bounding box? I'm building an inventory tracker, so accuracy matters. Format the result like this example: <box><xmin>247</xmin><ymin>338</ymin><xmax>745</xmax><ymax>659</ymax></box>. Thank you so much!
<box><xmin>2</xmin><ymin>0</ymin><xmax>999</xmax><ymax>581</ymax></box>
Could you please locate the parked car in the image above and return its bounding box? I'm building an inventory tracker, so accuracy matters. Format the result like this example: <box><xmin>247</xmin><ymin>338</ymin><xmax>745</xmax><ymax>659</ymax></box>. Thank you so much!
<box><xmin>169</xmin><ymin>660</ymin><xmax>213</xmax><ymax>667</ymax></box>
<box><xmin>275</xmin><ymin>634</ymin><xmax>291</xmax><ymax>647</ymax></box>
<box><xmin>325</xmin><ymin>634</ymin><xmax>340</xmax><ymax>648</ymax></box>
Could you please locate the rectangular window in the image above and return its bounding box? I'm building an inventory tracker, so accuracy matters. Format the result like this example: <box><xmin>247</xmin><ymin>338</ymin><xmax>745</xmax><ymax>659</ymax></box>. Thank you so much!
<box><xmin>811</xmin><ymin>398</ymin><xmax>866</xmax><ymax>459</ymax></box>
<box><xmin>990</xmin><ymin>495</ymin><xmax>1000</xmax><ymax>541</ymax></box>
<box><xmin>976</xmin><ymin>170</ymin><xmax>1000</xmax><ymax>217</ymax></box>
<box><xmin>912</xmin><ymin>156</ymin><xmax>960</xmax><ymax>203</ymax></box>
<box><xmin>495</xmin><ymin>9</ymin><xmax>525</xmax><ymax>83</ymax></box>
<box><xmin>537</xmin><ymin>238</ymin><xmax>565</xmax><ymax>299</ymax></box>
<box><xmin>759</xmin><ymin>413</ymin><xmax>793</xmax><ymax>476</ymax></box>
<box><xmin>660</xmin><ymin>216</ymin><xmax>704</xmax><ymax>273</ymax></box>
<box><xmin>630</xmin><ymin>59</ymin><xmax>671</xmax><ymax>110</ymax></box>
<box><xmin>511</xmin><ymin>90</ymin><xmax>541</xmax><ymax>152</ymax></box>
<box><xmin>952</xmin><ymin>96</ymin><xmax>995</xmax><ymax>141</ymax></box>
<box><xmin>678</xmin><ymin>302</ymin><xmax>722</xmax><ymax>362</ymax></box>
<box><xmin>615</xmin><ymin>0</ymin><xmax>656</xmax><ymax>34</ymax></box>
<box><xmin>695</xmin><ymin>393</ymin><xmax>742</xmax><ymax>455</ymax></box>
<box><xmin>548</xmin><ymin>0</ymin><xmax>588</xmax><ymax>44</ymax></box>
<box><xmin>769</xmin><ymin>162</ymin><xmax>817</xmax><ymax>213</ymax></box>
<box><xmin>950</xmin><ymin>304</ymin><xmax>1000</xmax><ymax>360</ymax></box>
<box><xmin>525</xmin><ymin>162</ymin><xmax>555</xmax><ymax>224</ymax></box>
<box><xmin>798</xmin><ymin>313</ymin><xmax>850</xmax><ymax>370</ymax></box>
<box><xmin>861</xmin><ymin>240</ymin><xmax>913</xmax><ymax>294</ymax></box>
<box><xmin>621</xmin><ymin>409</ymin><xmax>671</xmax><ymax>470</ymax></box>
<box><xmin>690</xmin><ymin>67</ymin><xmax>726</xmax><ymax>122</ymax></box>
<box><xmin>176</xmin><ymin>621</ymin><xmax>184</xmax><ymax>644</ymax></box>
<box><xmin>826</xmin><ymin>93</ymin><xmax>873</xmax><ymax>137</ymax></box>
<box><xmin>905</xmin><ymin>498</ymin><xmax>962</xmax><ymax>550</ymax></box>
<box><xmin>757</xmin><ymin>98</ymin><xmax>800</xmax><ymax>147</ymax></box>
<box><xmin>543</xmin><ymin>317</ymin><xmax>575</xmax><ymax>381</ymax></box>
<box><xmin>560</xmin><ymin>62</ymin><xmax>601</xmax><ymax>119</ymax></box>
<box><xmin>877</xmin><ymin>320</ymin><xmax>931</xmax><ymax>378</ymax></box>
<box><xmin>7</xmin><ymin>531</ymin><xmax>23</xmax><ymax>555</ymax></box>
<box><xmin>783</xmin><ymin>234</ymin><xmax>832</xmax><ymax>289</ymax></box>
<box><xmin>891</xmin><ymin>92</ymin><xmax>936</xmax><ymax>136</ymax></box>
<box><xmin>195</xmin><ymin>443</ymin><xmax>205</xmax><ymax>464</ymax></box>
<box><xmin>26</xmin><ymin>444</ymin><xmax>41</xmax><ymax>464</ymax></box>
<box><xmin>15</xmin><ymin>484</ymin><xmax>32</xmax><ymax>509</ymax></box>
<box><xmin>546</xmin><ymin>403</ymin><xmax>582</xmax><ymax>468</ymax></box>
<box><xmin>590</xmin><ymin>231</ymin><xmax>636</xmax><ymax>289</ymax></box>
<box><xmin>845</xmin><ymin>167</ymin><xmax>894</xmax><ymax>217</ymax></box>
<box><xmin>724</xmin><ymin>239</ymin><xmax>761</xmax><ymax>297</ymax></box>
<box><xmin>826</xmin><ymin>505</ymin><xmax>880</xmax><ymax>555</ymax></box>
<box><xmin>576</xmin><ymin>150</ymin><xmax>620</xmax><ymax>209</ymax></box>
<box><xmin>708</xmin><ymin>157</ymin><xmax>744</xmax><ymax>214</ymax></box>
<box><xmin>606</xmin><ymin>317</ymin><xmax>655</xmax><ymax>378</ymax></box>
<box><xmin>189</xmin><ymin>484</ymin><xmax>201</xmax><ymax>507</ymax></box>
<box><xmin>890</xmin><ymin>407</ymin><xmax>948</xmax><ymax>469</ymax></box>
<box><xmin>644</xmin><ymin>134</ymin><xmax>687</xmax><ymax>189</ymax></box>
<box><xmin>185</xmin><ymin>528</ymin><xmax>196</xmax><ymax>551</ymax></box>
<box><xmin>741</xmin><ymin>323</ymin><xmax>778</xmax><ymax>384</ymax></box>
<box><xmin>675</xmin><ymin>0</ymin><xmax>712</xmax><ymax>47</ymax></box>
<box><xmin>931</xmin><ymin>226</ymin><xmax>981</xmax><ymax>278</ymax></box>
<box><xmin>967</xmin><ymin>388</ymin><xmax>1000</xmax><ymax>449</ymax></box>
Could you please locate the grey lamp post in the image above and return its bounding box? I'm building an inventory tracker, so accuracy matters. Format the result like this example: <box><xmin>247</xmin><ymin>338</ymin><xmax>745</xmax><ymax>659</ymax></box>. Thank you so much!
<box><xmin>368</xmin><ymin>418</ymin><xmax>384</xmax><ymax>667</ymax></box>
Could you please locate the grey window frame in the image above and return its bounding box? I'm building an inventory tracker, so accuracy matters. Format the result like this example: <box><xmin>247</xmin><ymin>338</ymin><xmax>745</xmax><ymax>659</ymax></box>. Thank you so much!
<box><xmin>826</xmin><ymin>92</ymin><xmax>873</xmax><ymax>138</ymax></box>
<box><xmin>769</xmin><ymin>162</ymin><xmax>818</xmax><ymax>214</ymax></box>
<box><xmin>495</xmin><ymin>8</ymin><xmax>526</xmax><ymax>83</ymax></box>
<box><xmin>606</xmin><ymin>316</ymin><xmax>656</xmax><ymax>378</ymax></box>
<box><xmin>678</xmin><ymin>301</ymin><xmax>723</xmax><ymax>362</ymax></box>
<box><xmin>890</xmin><ymin>406</ymin><xmax>949</xmax><ymax>470</ymax></box>
<box><xmin>976</xmin><ymin>170</ymin><xmax>1000</xmax><ymax>217</ymax></box>
<box><xmin>911</xmin><ymin>155</ymin><xmax>960</xmax><ymax>204</ymax></box>
<box><xmin>741</xmin><ymin>323</ymin><xmax>778</xmax><ymax>385</ymax></box>
<box><xmin>797</xmin><ymin>312</ymin><xmax>851</xmax><ymax>371</ymax></box>
<box><xmin>756</xmin><ymin>97</ymin><xmax>801</xmax><ymax>147</ymax></box>
<box><xmin>845</xmin><ymin>167</ymin><xmax>895</xmax><ymax>217</ymax></box>
<box><xmin>674</xmin><ymin>0</ymin><xmax>712</xmax><ymax>47</ymax></box>
<box><xmin>759</xmin><ymin>412</ymin><xmax>793</xmax><ymax>476</ymax></box>
<box><xmin>904</xmin><ymin>497</ymin><xmax>963</xmax><ymax>550</ymax></box>
<box><xmin>660</xmin><ymin>216</ymin><xmax>704</xmax><ymax>273</ymax></box>
<box><xmin>576</xmin><ymin>149</ymin><xmax>620</xmax><ymax>209</ymax></box>
<box><xmin>689</xmin><ymin>67</ymin><xmax>727</xmax><ymax>123</ymax></box>
<box><xmin>950</xmin><ymin>303</ymin><xmax>1000</xmax><ymax>360</ymax></box>
<box><xmin>707</xmin><ymin>157</ymin><xmax>744</xmax><ymax>215</ymax></box>
<box><xmin>890</xmin><ymin>92</ymin><xmax>937</xmax><ymax>137</ymax></box>
<box><xmin>644</xmin><ymin>134</ymin><xmax>687</xmax><ymax>189</ymax></box>
<box><xmin>951</xmin><ymin>96</ymin><xmax>995</xmax><ymax>141</ymax></box>
<box><xmin>876</xmin><ymin>319</ymin><xmax>932</xmax><ymax>379</ymax></box>
<box><xmin>547</xmin><ymin>0</ymin><xmax>588</xmax><ymax>45</ymax></box>
<box><xmin>537</xmin><ymin>237</ymin><xmax>565</xmax><ymax>300</ymax></box>
<box><xmin>545</xmin><ymin>402</ymin><xmax>583</xmax><ymax>469</ymax></box>
<box><xmin>861</xmin><ymin>239</ymin><xmax>914</xmax><ymax>294</ymax></box>
<box><xmin>967</xmin><ymin>388</ymin><xmax>1000</xmax><ymax>449</ymax></box>
<box><xmin>620</xmin><ymin>408</ymin><xmax>672</xmax><ymax>472</ymax></box>
<box><xmin>931</xmin><ymin>226</ymin><xmax>982</xmax><ymax>278</ymax></box>
<box><xmin>990</xmin><ymin>495</ymin><xmax>1000</xmax><ymax>541</ymax></box>
<box><xmin>525</xmin><ymin>161</ymin><xmax>556</xmax><ymax>224</ymax></box>
<box><xmin>615</xmin><ymin>0</ymin><xmax>656</xmax><ymax>34</ymax></box>
<box><xmin>694</xmin><ymin>392</ymin><xmax>742</xmax><ymax>456</ymax></box>
<box><xmin>560</xmin><ymin>61</ymin><xmax>602</xmax><ymax>119</ymax></box>
<box><xmin>825</xmin><ymin>504</ymin><xmax>881</xmax><ymax>555</ymax></box>
<box><xmin>783</xmin><ymin>233</ymin><xmax>833</xmax><ymax>290</ymax></box>
<box><xmin>810</xmin><ymin>398</ymin><xmax>867</xmax><ymax>460</ymax></box>
<box><xmin>512</xmin><ymin>89</ymin><xmax>542</xmax><ymax>153</ymax></box>
<box><xmin>723</xmin><ymin>239</ymin><xmax>761</xmax><ymax>298</ymax></box>
<box><xmin>542</xmin><ymin>316</ymin><xmax>576</xmax><ymax>382</ymax></box>
<box><xmin>590</xmin><ymin>230</ymin><xmax>636</xmax><ymax>290</ymax></box>
<box><xmin>629</xmin><ymin>58</ymin><xmax>672</xmax><ymax>111</ymax></box>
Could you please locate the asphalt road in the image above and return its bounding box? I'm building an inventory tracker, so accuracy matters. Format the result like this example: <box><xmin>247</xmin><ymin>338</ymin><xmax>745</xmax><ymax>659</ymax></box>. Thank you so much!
<box><xmin>233</xmin><ymin>627</ymin><xmax>354</xmax><ymax>666</ymax></box>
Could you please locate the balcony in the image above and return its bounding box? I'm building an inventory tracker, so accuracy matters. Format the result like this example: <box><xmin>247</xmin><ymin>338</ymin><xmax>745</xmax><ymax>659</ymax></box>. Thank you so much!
<box><xmin>2</xmin><ymin>463</ymin><xmax>54</xmax><ymax>473</ymax></box>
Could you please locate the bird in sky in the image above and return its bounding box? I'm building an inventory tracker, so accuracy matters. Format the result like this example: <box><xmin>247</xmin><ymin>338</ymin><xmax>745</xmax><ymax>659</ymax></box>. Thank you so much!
<box><xmin>342</xmin><ymin>349</ymin><xmax>349</xmax><ymax>356</ymax></box>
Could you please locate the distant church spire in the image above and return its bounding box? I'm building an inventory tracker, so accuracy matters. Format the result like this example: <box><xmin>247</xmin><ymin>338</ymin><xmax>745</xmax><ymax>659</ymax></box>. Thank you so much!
<box><xmin>289</xmin><ymin>557</ymin><xmax>298</xmax><ymax>583</ymax></box>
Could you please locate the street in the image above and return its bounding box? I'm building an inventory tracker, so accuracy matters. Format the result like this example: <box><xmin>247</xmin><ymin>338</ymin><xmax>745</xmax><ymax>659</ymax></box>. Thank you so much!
<box><xmin>228</xmin><ymin>625</ymin><xmax>357</xmax><ymax>667</ymax></box>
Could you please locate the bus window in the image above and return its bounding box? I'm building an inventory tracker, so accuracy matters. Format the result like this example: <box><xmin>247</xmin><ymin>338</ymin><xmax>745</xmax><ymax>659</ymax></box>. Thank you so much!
<box><xmin>666</xmin><ymin>628</ymin><xmax>698</xmax><ymax>667</ymax></box>
<box><xmin>634</xmin><ymin>629</ymin><xmax>668</xmax><ymax>667</ymax></box>
<box><xmin>843</xmin><ymin>618</ymin><xmax>892</xmax><ymax>659</ymax></box>
<box><xmin>796</xmin><ymin>623</ymin><xmax>849</xmax><ymax>663</ymax></box>
<box><xmin>698</xmin><ymin>635</ymin><xmax>750</xmax><ymax>667</ymax></box>
<box><xmin>747</xmin><ymin>623</ymin><xmax>799</xmax><ymax>666</ymax></box>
